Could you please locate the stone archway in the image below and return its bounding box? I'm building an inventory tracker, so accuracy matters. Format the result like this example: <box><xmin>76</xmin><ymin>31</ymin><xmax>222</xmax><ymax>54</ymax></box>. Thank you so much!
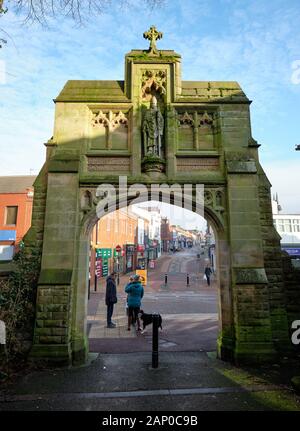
<box><xmin>70</xmin><ymin>191</ymin><xmax>233</xmax><ymax>365</ymax></box>
<box><xmin>27</xmin><ymin>28</ymin><xmax>292</xmax><ymax>366</ymax></box>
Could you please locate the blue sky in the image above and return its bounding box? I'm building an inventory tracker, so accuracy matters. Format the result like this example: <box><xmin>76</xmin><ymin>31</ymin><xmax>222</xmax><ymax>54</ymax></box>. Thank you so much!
<box><xmin>0</xmin><ymin>0</ymin><xmax>300</xmax><ymax>213</ymax></box>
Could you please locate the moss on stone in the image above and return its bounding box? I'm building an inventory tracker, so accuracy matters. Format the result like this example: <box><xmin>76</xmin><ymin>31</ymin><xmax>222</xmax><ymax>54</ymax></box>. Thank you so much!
<box><xmin>291</xmin><ymin>376</ymin><xmax>300</xmax><ymax>394</ymax></box>
<box><xmin>251</xmin><ymin>390</ymin><xmax>300</xmax><ymax>411</ymax></box>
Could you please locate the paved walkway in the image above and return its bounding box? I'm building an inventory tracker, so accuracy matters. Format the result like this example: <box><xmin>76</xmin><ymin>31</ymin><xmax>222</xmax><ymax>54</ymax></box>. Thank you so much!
<box><xmin>1</xmin><ymin>249</ymin><xmax>299</xmax><ymax>411</ymax></box>
<box><xmin>87</xmin><ymin>248</ymin><xmax>219</xmax><ymax>352</ymax></box>
<box><xmin>1</xmin><ymin>352</ymin><xmax>300</xmax><ymax>411</ymax></box>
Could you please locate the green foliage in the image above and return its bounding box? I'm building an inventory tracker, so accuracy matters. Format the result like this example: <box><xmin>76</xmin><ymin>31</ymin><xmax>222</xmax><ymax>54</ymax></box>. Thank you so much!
<box><xmin>0</xmin><ymin>246</ymin><xmax>41</xmax><ymax>371</ymax></box>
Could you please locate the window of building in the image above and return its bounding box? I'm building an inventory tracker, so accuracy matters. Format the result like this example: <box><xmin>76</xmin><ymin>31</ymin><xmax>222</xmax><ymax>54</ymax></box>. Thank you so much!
<box><xmin>284</xmin><ymin>219</ymin><xmax>292</xmax><ymax>233</ymax></box>
<box><xmin>276</xmin><ymin>220</ymin><xmax>284</xmax><ymax>232</ymax></box>
<box><xmin>5</xmin><ymin>206</ymin><xmax>18</xmax><ymax>225</ymax></box>
<box><xmin>292</xmin><ymin>219</ymin><xmax>300</xmax><ymax>232</ymax></box>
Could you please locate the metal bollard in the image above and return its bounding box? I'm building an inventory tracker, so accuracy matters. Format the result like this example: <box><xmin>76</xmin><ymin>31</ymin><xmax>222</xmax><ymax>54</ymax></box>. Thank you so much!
<box><xmin>187</xmin><ymin>273</ymin><xmax>190</xmax><ymax>286</ymax></box>
<box><xmin>88</xmin><ymin>279</ymin><xmax>91</xmax><ymax>300</ymax></box>
<box><xmin>94</xmin><ymin>274</ymin><xmax>97</xmax><ymax>292</ymax></box>
<box><xmin>165</xmin><ymin>273</ymin><xmax>168</xmax><ymax>285</ymax></box>
<box><xmin>152</xmin><ymin>314</ymin><xmax>159</xmax><ymax>368</ymax></box>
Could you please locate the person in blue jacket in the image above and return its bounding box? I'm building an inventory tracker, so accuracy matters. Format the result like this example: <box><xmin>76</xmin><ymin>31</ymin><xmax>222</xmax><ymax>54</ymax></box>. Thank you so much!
<box><xmin>125</xmin><ymin>274</ymin><xmax>144</xmax><ymax>331</ymax></box>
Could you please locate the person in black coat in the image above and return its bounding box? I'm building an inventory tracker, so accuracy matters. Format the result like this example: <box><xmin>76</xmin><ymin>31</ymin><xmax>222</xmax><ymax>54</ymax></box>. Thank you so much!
<box><xmin>204</xmin><ymin>265</ymin><xmax>212</xmax><ymax>286</ymax></box>
<box><xmin>105</xmin><ymin>272</ymin><xmax>117</xmax><ymax>328</ymax></box>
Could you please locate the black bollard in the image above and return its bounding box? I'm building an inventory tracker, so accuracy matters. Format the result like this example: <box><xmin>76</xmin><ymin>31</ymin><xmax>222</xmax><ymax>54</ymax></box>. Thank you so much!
<box><xmin>165</xmin><ymin>273</ymin><xmax>168</xmax><ymax>285</ymax></box>
<box><xmin>88</xmin><ymin>278</ymin><xmax>91</xmax><ymax>300</ymax></box>
<box><xmin>94</xmin><ymin>274</ymin><xmax>97</xmax><ymax>292</ymax></box>
<box><xmin>187</xmin><ymin>273</ymin><xmax>190</xmax><ymax>286</ymax></box>
<box><xmin>152</xmin><ymin>314</ymin><xmax>159</xmax><ymax>368</ymax></box>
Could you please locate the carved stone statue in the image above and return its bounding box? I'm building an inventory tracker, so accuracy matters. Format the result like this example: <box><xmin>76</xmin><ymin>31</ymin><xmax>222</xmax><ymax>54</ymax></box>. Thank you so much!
<box><xmin>142</xmin><ymin>96</ymin><xmax>164</xmax><ymax>158</ymax></box>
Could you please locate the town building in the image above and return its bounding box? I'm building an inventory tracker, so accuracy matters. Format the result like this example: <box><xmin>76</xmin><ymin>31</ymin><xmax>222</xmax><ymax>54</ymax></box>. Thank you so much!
<box><xmin>89</xmin><ymin>205</ymin><xmax>163</xmax><ymax>287</ymax></box>
<box><xmin>272</xmin><ymin>195</ymin><xmax>300</xmax><ymax>267</ymax></box>
<box><xmin>0</xmin><ymin>176</ymin><xmax>35</xmax><ymax>261</ymax></box>
<box><xmin>160</xmin><ymin>217</ymin><xmax>173</xmax><ymax>252</ymax></box>
<box><xmin>89</xmin><ymin>208</ymin><xmax>138</xmax><ymax>288</ymax></box>
<box><xmin>132</xmin><ymin>205</ymin><xmax>162</xmax><ymax>265</ymax></box>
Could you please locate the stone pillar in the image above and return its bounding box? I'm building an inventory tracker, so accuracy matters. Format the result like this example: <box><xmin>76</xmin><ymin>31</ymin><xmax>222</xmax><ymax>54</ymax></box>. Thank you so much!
<box><xmin>216</xmin><ymin>230</ymin><xmax>235</xmax><ymax>361</ymax></box>
<box><xmin>258</xmin><ymin>173</ymin><xmax>291</xmax><ymax>354</ymax></box>
<box><xmin>226</xmin><ymin>158</ymin><xmax>277</xmax><ymax>363</ymax></box>
<box><xmin>30</xmin><ymin>169</ymin><xmax>80</xmax><ymax>365</ymax></box>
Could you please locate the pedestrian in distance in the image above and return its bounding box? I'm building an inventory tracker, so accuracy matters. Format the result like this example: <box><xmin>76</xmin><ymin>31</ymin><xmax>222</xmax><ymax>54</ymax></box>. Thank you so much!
<box><xmin>204</xmin><ymin>264</ymin><xmax>212</xmax><ymax>286</ymax></box>
<box><xmin>125</xmin><ymin>274</ymin><xmax>144</xmax><ymax>331</ymax></box>
<box><xmin>105</xmin><ymin>272</ymin><xmax>117</xmax><ymax>328</ymax></box>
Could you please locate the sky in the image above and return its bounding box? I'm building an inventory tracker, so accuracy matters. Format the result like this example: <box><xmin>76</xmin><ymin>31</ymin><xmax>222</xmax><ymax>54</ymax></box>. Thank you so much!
<box><xmin>0</xmin><ymin>0</ymin><xmax>300</xmax><ymax>218</ymax></box>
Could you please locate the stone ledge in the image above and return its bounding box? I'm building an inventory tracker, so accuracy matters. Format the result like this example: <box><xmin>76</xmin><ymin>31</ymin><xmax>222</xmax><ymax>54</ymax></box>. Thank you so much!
<box><xmin>30</xmin><ymin>343</ymin><xmax>72</xmax><ymax>365</ymax></box>
<box><xmin>38</xmin><ymin>269</ymin><xmax>73</xmax><ymax>285</ymax></box>
<box><xmin>233</xmin><ymin>268</ymin><xmax>268</xmax><ymax>284</ymax></box>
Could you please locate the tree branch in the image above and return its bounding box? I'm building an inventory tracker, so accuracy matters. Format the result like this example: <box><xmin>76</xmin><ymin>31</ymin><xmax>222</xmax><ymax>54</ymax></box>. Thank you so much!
<box><xmin>3</xmin><ymin>0</ymin><xmax>165</xmax><ymax>26</ymax></box>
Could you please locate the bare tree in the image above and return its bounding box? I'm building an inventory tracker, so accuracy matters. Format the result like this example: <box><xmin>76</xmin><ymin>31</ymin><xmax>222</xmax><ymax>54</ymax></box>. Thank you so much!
<box><xmin>0</xmin><ymin>1</ymin><xmax>164</xmax><ymax>48</ymax></box>
<box><xmin>1</xmin><ymin>0</ymin><xmax>164</xmax><ymax>25</ymax></box>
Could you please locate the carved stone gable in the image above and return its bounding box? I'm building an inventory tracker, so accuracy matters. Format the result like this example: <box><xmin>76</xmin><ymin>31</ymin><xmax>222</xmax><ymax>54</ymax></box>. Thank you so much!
<box><xmin>141</xmin><ymin>70</ymin><xmax>167</xmax><ymax>100</ymax></box>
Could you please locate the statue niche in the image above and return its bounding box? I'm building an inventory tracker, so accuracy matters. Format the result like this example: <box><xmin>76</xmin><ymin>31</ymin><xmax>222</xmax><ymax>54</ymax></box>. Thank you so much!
<box><xmin>142</xmin><ymin>95</ymin><xmax>164</xmax><ymax>158</ymax></box>
<box><xmin>141</xmin><ymin>95</ymin><xmax>165</xmax><ymax>176</ymax></box>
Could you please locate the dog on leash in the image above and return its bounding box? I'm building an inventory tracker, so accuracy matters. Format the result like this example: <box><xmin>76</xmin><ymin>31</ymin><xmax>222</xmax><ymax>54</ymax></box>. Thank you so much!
<box><xmin>138</xmin><ymin>310</ymin><xmax>162</xmax><ymax>333</ymax></box>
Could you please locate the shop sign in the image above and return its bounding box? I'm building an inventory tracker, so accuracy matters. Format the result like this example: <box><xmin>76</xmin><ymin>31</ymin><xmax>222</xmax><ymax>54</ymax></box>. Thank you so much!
<box><xmin>96</xmin><ymin>248</ymin><xmax>112</xmax><ymax>258</ymax></box>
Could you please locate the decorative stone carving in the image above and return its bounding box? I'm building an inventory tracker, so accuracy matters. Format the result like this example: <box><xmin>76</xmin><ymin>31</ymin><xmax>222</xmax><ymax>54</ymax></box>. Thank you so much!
<box><xmin>199</xmin><ymin>111</ymin><xmax>213</xmax><ymax>126</ymax></box>
<box><xmin>142</xmin><ymin>95</ymin><xmax>164</xmax><ymax>158</ymax></box>
<box><xmin>81</xmin><ymin>190</ymin><xmax>92</xmax><ymax>211</ymax></box>
<box><xmin>91</xmin><ymin>110</ymin><xmax>128</xmax><ymax>129</ymax></box>
<box><xmin>204</xmin><ymin>190</ymin><xmax>213</xmax><ymax>206</ymax></box>
<box><xmin>215</xmin><ymin>190</ymin><xmax>223</xmax><ymax>208</ymax></box>
<box><xmin>80</xmin><ymin>189</ymin><xmax>98</xmax><ymax>217</ymax></box>
<box><xmin>141</xmin><ymin>70</ymin><xmax>167</xmax><ymax>99</ymax></box>
<box><xmin>178</xmin><ymin>111</ymin><xmax>194</xmax><ymax>126</ymax></box>
<box><xmin>204</xmin><ymin>187</ymin><xmax>225</xmax><ymax>225</ymax></box>
<box><xmin>143</xmin><ymin>25</ymin><xmax>163</xmax><ymax>56</ymax></box>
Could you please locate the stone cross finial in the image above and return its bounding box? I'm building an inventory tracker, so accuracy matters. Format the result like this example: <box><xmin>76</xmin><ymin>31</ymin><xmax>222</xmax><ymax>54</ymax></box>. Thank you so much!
<box><xmin>143</xmin><ymin>26</ymin><xmax>163</xmax><ymax>55</ymax></box>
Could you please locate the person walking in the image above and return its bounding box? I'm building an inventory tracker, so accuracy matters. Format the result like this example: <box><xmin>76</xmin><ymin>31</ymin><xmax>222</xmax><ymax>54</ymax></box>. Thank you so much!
<box><xmin>204</xmin><ymin>264</ymin><xmax>212</xmax><ymax>286</ymax></box>
<box><xmin>125</xmin><ymin>274</ymin><xmax>144</xmax><ymax>331</ymax></box>
<box><xmin>105</xmin><ymin>272</ymin><xmax>117</xmax><ymax>328</ymax></box>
